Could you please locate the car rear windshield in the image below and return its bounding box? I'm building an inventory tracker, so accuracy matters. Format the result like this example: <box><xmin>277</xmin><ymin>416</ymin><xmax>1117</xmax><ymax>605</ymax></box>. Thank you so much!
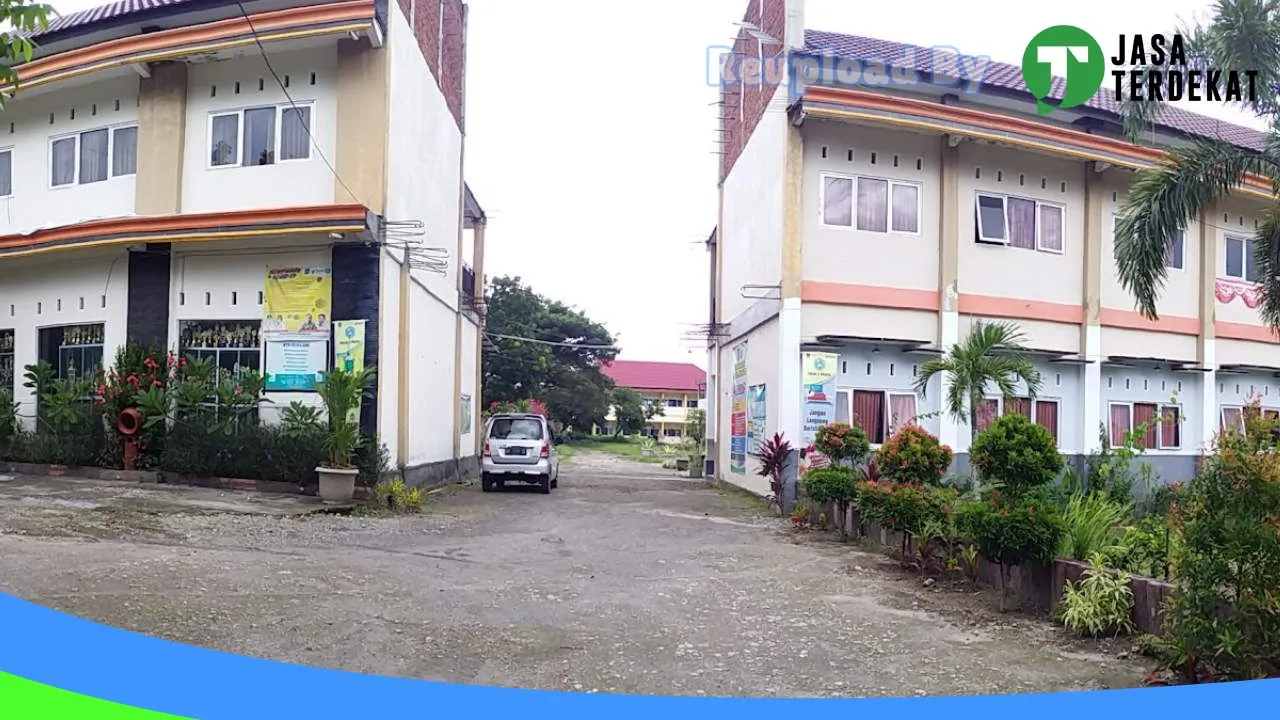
<box><xmin>489</xmin><ymin>418</ymin><xmax>544</xmax><ymax>440</ymax></box>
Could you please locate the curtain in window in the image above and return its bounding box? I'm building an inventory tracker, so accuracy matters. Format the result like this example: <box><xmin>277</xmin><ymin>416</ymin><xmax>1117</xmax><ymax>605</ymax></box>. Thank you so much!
<box><xmin>1035</xmin><ymin>401</ymin><xmax>1059</xmax><ymax>442</ymax></box>
<box><xmin>852</xmin><ymin>390</ymin><xmax>885</xmax><ymax>443</ymax></box>
<box><xmin>1007</xmin><ymin>197</ymin><xmax>1036</xmax><ymax>249</ymax></box>
<box><xmin>1133</xmin><ymin>403</ymin><xmax>1158</xmax><ymax>449</ymax></box>
<box><xmin>51</xmin><ymin>137</ymin><xmax>76</xmax><ymax>186</ymax></box>
<box><xmin>975</xmin><ymin>398</ymin><xmax>1000</xmax><ymax>434</ymax></box>
<box><xmin>1160</xmin><ymin>406</ymin><xmax>1180</xmax><ymax>448</ymax></box>
<box><xmin>211</xmin><ymin>114</ymin><xmax>239</xmax><ymax>166</ymax></box>
<box><xmin>112</xmin><ymin>126</ymin><xmax>138</xmax><ymax>176</ymax></box>
<box><xmin>1038</xmin><ymin>205</ymin><xmax>1063</xmax><ymax>251</ymax></box>
<box><xmin>888</xmin><ymin>394</ymin><xmax>917</xmax><ymax>436</ymax></box>
<box><xmin>1109</xmin><ymin>405</ymin><xmax>1131</xmax><ymax>447</ymax></box>
<box><xmin>856</xmin><ymin>178</ymin><xmax>888</xmax><ymax>233</ymax></box>
<box><xmin>0</xmin><ymin>151</ymin><xmax>10</xmax><ymax>196</ymax></box>
<box><xmin>79</xmin><ymin>129</ymin><xmax>109</xmax><ymax>183</ymax></box>
<box><xmin>1265</xmin><ymin>409</ymin><xmax>1280</xmax><ymax>420</ymax></box>
<box><xmin>823</xmin><ymin>177</ymin><xmax>853</xmax><ymax>227</ymax></box>
<box><xmin>1222</xmin><ymin>407</ymin><xmax>1243</xmax><ymax>434</ymax></box>
<box><xmin>244</xmin><ymin>107</ymin><xmax>276</xmax><ymax>166</ymax></box>
<box><xmin>280</xmin><ymin>106</ymin><xmax>311</xmax><ymax>160</ymax></box>
<box><xmin>1005</xmin><ymin>397</ymin><xmax>1031</xmax><ymax>418</ymax></box>
<box><xmin>835</xmin><ymin>390</ymin><xmax>851</xmax><ymax>424</ymax></box>
<box><xmin>890</xmin><ymin>184</ymin><xmax>919</xmax><ymax>233</ymax></box>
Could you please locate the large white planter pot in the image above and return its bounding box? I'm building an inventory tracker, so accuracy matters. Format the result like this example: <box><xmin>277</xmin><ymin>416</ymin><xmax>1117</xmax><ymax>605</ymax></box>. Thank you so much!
<box><xmin>316</xmin><ymin>466</ymin><xmax>359</xmax><ymax>502</ymax></box>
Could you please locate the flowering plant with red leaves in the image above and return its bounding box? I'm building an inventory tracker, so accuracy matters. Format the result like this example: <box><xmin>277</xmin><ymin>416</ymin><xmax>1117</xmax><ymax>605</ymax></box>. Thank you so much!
<box><xmin>814</xmin><ymin>422</ymin><xmax>870</xmax><ymax>467</ymax></box>
<box><xmin>874</xmin><ymin>424</ymin><xmax>953</xmax><ymax>486</ymax></box>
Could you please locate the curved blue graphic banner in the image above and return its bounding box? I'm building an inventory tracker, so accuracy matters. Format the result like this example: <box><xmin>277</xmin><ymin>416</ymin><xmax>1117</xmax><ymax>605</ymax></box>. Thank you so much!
<box><xmin>0</xmin><ymin>591</ymin><xmax>1276</xmax><ymax>718</ymax></box>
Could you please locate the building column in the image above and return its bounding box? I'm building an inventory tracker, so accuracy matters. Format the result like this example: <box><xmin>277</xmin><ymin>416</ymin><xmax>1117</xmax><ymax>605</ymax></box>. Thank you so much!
<box><xmin>135</xmin><ymin>62</ymin><xmax>187</xmax><ymax>216</ymax></box>
<box><xmin>332</xmin><ymin>243</ymin><xmax>382</xmax><ymax>437</ymax></box>
<box><xmin>1081</xmin><ymin>165</ymin><xmax>1105</xmax><ymax>454</ymax></box>
<box><xmin>335</xmin><ymin>37</ymin><xmax>389</xmax><ymax>211</ymax></box>
<box><xmin>472</xmin><ymin>219</ymin><xmax>487</xmax><ymax>455</ymax></box>
<box><xmin>1198</xmin><ymin>209</ymin><xmax>1218</xmax><ymax>451</ymax></box>
<box><xmin>777</xmin><ymin>125</ymin><xmax>804</xmax><ymax>447</ymax></box>
<box><xmin>937</xmin><ymin>137</ymin><xmax>964</xmax><ymax>450</ymax></box>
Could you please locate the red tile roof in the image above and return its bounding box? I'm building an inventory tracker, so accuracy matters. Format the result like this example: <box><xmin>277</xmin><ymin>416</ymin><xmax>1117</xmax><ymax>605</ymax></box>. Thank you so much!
<box><xmin>801</xmin><ymin>30</ymin><xmax>1266</xmax><ymax>151</ymax></box>
<box><xmin>602</xmin><ymin>360</ymin><xmax>706</xmax><ymax>393</ymax></box>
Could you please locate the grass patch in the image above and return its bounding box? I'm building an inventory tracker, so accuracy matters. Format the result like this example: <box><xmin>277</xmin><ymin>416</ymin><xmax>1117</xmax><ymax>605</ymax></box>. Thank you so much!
<box><xmin>561</xmin><ymin>436</ymin><xmax>666</xmax><ymax>463</ymax></box>
<box><xmin>555</xmin><ymin>442</ymin><xmax>579</xmax><ymax>466</ymax></box>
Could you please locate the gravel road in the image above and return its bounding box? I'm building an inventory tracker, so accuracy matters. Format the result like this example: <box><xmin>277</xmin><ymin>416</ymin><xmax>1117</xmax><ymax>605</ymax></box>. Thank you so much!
<box><xmin>0</xmin><ymin>452</ymin><xmax>1146</xmax><ymax>697</ymax></box>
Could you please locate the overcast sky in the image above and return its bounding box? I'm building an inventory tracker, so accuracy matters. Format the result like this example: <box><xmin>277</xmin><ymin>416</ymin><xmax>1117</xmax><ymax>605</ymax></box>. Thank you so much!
<box><xmin>45</xmin><ymin>1</ymin><xmax>1274</xmax><ymax>369</ymax></box>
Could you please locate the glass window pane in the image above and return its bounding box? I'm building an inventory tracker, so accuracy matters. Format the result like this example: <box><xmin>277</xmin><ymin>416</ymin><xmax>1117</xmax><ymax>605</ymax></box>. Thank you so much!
<box><xmin>890</xmin><ymin>184</ymin><xmax>919</xmax><ymax>233</ymax></box>
<box><xmin>1007</xmin><ymin>197</ymin><xmax>1036</xmax><ymax>249</ymax></box>
<box><xmin>855</xmin><ymin>177</ymin><xmax>888</xmax><ymax>233</ymax></box>
<box><xmin>51</xmin><ymin>137</ymin><xmax>76</xmax><ymax>186</ymax></box>
<box><xmin>822</xmin><ymin>176</ymin><xmax>852</xmax><ymax>227</ymax></box>
<box><xmin>211</xmin><ymin>114</ymin><xmax>239</xmax><ymax>166</ymax></box>
<box><xmin>244</xmin><ymin>107</ymin><xmax>276</xmax><ymax>166</ymax></box>
<box><xmin>1038</xmin><ymin>204</ymin><xmax>1063</xmax><ymax>251</ymax></box>
<box><xmin>280</xmin><ymin>106</ymin><xmax>311</xmax><ymax>160</ymax></box>
<box><xmin>79</xmin><ymin>128</ymin><xmax>109</xmax><ymax>184</ymax></box>
<box><xmin>1226</xmin><ymin>236</ymin><xmax>1245</xmax><ymax>278</ymax></box>
<box><xmin>977</xmin><ymin>195</ymin><xmax>1006</xmax><ymax>240</ymax></box>
<box><xmin>0</xmin><ymin>150</ymin><xmax>10</xmax><ymax>196</ymax></box>
<box><xmin>112</xmin><ymin>126</ymin><xmax>138</xmax><ymax>176</ymax></box>
<box><xmin>1246</xmin><ymin>248</ymin><xmax>1260</xmax><ymax>283</ymax></box>
<box><xmin>1164</xmin><ymin>230</ymin><xmax>1184</xmax><ymax>269</ymax></box>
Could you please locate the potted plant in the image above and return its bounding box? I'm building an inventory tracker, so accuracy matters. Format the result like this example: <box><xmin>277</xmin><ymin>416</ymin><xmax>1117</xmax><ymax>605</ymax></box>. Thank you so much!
<box><xmin>313</xmin><ymin>366</ymin><xmax>376</xmax><ymax>501</ymax></box>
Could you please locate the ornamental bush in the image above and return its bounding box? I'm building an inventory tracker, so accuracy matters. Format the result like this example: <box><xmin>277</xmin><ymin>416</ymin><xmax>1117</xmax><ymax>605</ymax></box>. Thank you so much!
<box><xmin>857</xmin><ymin>481</ymin><xmax>959</xmax><ymax>551</ymax></box>
<box><xmin>957</xmin><ymin>494</ymin><xmax>1066</xmax><ymax>611</ymax></box>
<box><xmin>814</xmin><ymin>422</ymin><xmax>871</xmax><ymax>467</ymax></box>
<box><xmin>969</xmin><ymin>413</ymin><xmax>1062</xmax><ymax>496</ymax></box>
<box><xmin>875</xmin><ymin>424</ymin><xmax>953</xmax><ymax>486</ymax></box>
<box><xmin>802</xmin><ymin>466</ymin><xmax>858</xmax><ymax>507</ymax></box>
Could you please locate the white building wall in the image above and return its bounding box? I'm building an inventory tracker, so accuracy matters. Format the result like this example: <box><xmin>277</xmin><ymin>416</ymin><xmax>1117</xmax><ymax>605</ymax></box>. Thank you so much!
<box><xmin>169</xmin><ymin>241</ymin><xmax>330</xmax><ymax>422</ymax></box>
<box><xmin>460</xmin><ymin>318</ymin><xmax>479</xmax><ymax>455</ymax></box>
<box><xmin>407</xmin><ymin>279</ymin><xmax>456</xmax><ymax>466</ymax></box>
<box><xmin>0</xmin><ymin>74</ymin><xmax>139</xmax><ymax>235</ymax></box>
<box><xmin>720</xmin><ymin>92</ymin><xmax>786</xmax><ymax>323</ymax></box>
<box><xmin>717</xmin><ymin>318</ymin><xmax>780</xmax><ymax>497</ymax></box>
<box><xmin>0</xmin><ymin>249</ymin><xmax>130</xmax><ymax>424</ymax></box>
<box><xmin>181</xmin><ymin>47</ymin><xmax>339</xmax><ymax>214</ymax></box>
<box><xmin>1100</xmin><ymin>366</ymin><xmax>1203</xmax><ymax>455</ymax></box>
<box><xmin>377</xmin><ymin>252</ymin><xmax>403</xmax><ymax>465</ymax></box>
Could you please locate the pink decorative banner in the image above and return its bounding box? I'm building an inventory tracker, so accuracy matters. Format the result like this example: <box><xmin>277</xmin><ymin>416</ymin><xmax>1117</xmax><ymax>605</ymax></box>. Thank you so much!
<box><xmin>1216</xmin><ymin>278</ymin><xmax>1262</xmax><ymax>309</ymax></box>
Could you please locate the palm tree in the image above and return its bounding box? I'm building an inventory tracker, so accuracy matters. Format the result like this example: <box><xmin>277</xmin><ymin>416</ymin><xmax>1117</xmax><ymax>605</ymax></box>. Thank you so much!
<box><xmin>913</xmin><ymin>320</ymin><xmax>1044</xmax><ymax>443</ymax></box>
<box><xmin>1115</xmin><ymin>4</ymin><xmax>1280</xmax><ymax>328</ymax></box>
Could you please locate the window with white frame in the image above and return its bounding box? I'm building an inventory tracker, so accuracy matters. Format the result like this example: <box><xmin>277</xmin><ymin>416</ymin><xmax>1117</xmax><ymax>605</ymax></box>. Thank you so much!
<box><xmin>50</xmin><ymin>125</ymin><xmax>137</xmax><ymax>187</ymax></box>
<box><xmin>1220</xmin><ymin>405</ymin><xmax>1280</xmax><ymax>434</ymax></box>
<box><xmin>974</xmin><ymin>396</ymin><xmax>1061</xmax><ymax>442</ymax></box>
<box><xmin>975</xmin><ymin>193</ymin><xmax>1064</xmax><ymax>252</ymax></box>
<box><xmin>1109</xmin><ymin>402</ymin><xmax>1180</xmax><ymax>450</ymax></box>
<box><xmin>821</xmin><ymin>174</ymin><xmax>920</xmax><ymax>235</ymax></box>
<box><xmin>1112</xmin><ymin>215</ymin><xmax>1184</xmax><ymax>270</ymax></box>
<box><xmin>0</xmin><ymin>148</ymin><xmax>11</xmax><ymax>197</ymax></box>
<box><xmin>1225</xmin><ymin>234</ymin><xmax>1259</xmax><ymax>282</ymax></box>
<box><xmin>835</xmin><ymin>388</ymin><xmax>918</xmax><ymax>444</ymax></box>
<box><xmin>209</xmin><ymin>103</ymin><xmax>313</xmax><ymax>168</ymax></box>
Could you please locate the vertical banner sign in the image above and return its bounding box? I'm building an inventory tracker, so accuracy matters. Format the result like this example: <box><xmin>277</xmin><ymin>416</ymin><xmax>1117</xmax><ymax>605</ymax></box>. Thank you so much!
<box><xmin>747</xmin><ymin>384</ymin><xmax>767</xmax><ymax>453</ymax></box>
<box><xmin>729</xmin><ymin>342</ymin><xmax>748</xmax><ymax>475</ymax></box>
<box><xmin>333</xmin><ymin>320</ymin><xmax>366</xmax><ymax>423</ymax></box>
<box><xmin>799</xmin><ymin>352</ymin><xmax>839</xmax><ymax>475</ymax></box>
<box><xmin>460</xmin><ymin>394</ymin><xmax>473</xmax><ymax>435</ymax></box>
<box><xmin>263</xmin><ymin>265</ymin><xmax>332</xmax><ymax>391</ymax></box>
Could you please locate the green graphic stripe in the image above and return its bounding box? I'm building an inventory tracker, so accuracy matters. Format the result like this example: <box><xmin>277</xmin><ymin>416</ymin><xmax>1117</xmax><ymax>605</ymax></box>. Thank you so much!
<box><xmin>0</xmin><ymin>671</ymin><xmax>192</xmax><ymax>719</ymax></box>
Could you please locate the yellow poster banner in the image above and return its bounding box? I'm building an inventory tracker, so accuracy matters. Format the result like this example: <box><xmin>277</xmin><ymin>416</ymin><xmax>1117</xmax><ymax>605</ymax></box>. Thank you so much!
<box><xmin>263</xmin><ymin>265</ymin><xmax>333</xmax><ymax>339</ymax></box>
<box><xmin>334</xmin><ymin>320</ymin><xmax>366</xmax><ymax>423</ymax></box>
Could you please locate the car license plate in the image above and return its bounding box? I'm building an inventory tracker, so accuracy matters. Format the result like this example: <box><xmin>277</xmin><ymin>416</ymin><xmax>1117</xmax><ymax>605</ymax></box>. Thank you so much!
<box><xmin>506</xmin><ymin>447</ymin><xmax>526</xmax><ymax>456</ymax></box>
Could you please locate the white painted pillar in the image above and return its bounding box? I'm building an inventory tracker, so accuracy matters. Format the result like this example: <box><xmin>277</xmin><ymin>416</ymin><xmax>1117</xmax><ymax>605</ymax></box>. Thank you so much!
<box><xmin>1082</xmin><ymin>324</ymin><xmax>1103</xmax><ymax>454</ymax></box>
<box><xmin>778</xmin><ymin>298</ymin><xmax>804</xmax><ymax>446</ymax></box>
<box><xmin>1199</xmin><ymin>338</ymin><xmax>1217</xmax><ymax>452</ymax></box>
<box><xmin>938</xmin><ymin>307</ymin><xmax>965</xmax><ymax>451</ymax></box>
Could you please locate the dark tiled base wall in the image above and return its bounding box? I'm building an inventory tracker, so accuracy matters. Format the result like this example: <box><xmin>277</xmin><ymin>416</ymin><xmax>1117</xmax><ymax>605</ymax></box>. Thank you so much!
<box><xmin>949</xmin><ymin>453</ymin><xmax>1199</xmax><ymax>493</ymax></box>
<box><xmin>402</xmin><ymin>455</ymin><xmax>480</xmax><ymax>489</ymax></box>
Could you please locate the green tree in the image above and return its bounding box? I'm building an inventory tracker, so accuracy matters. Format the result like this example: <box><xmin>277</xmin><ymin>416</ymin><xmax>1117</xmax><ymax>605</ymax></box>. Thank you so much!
<box><xmin>0</xmin><ymin>2</ymin><xmax>54</xmax><ymax>99</ymax></box>
<box><xmin>481</xmin><ymin>276</ymin><xmax>617</xmax><ymax>431</ymax></box>
<box><xmin>913</xmin><ymin>321</ymin><xmax>1043</xmax><ymax>443</ymax></box>
<box><xmin>611</xmin><ymin>387</ymin><xmax>662</xmax><ymax>436</ymax></box>
<box><xmin>1114</xmin><ymin>5</ymin><xmax>1280</xmax><ymax>328</ymax></box>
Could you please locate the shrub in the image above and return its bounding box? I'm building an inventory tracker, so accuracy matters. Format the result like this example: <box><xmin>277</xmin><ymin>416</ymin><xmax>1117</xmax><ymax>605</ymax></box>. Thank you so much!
<box><xmin>969</xmin><ymin>413</ymin><xmax>1062</xmax><ymax>496</ymax></box>
<box><xmin>755</xmin><ymin>432</ymin><xmax>793</xmax><ymax>512</ymax></box>
<box><xmin>858</xmin><ymin>480</ymin><xmax>959</xmax><ymax>559</ymax></box>
<box><xmin>1056</xmin><ymin>552</ymin><xmax>1135</xmax><ymax>637</ymax></box>
<box><xmin>1153</xmin><ymin>432</ymin><xmax>1280</xmax><ymax>682</ymax></box>
<box><xmin>373</xmin><ymin>478</ymin><xmax>423</xmax><ymax>513</ymax></box>
<box><xmin>814</xmin><ymin>423</ymin><xmax>870</xmax><ymax>467</ymax></box>
<box><xmin>875</xmin><ymin>425</ymin><xmax>953</xmax><ymax>485</ymax></box>
<box><xmin>802</xmin><ymin>467</ymin><xmax>857</xmax><ymax>506</ymax></box>
<box><xmin>958</xmin><ymin>494</ymin><xmax>1066</xmax><ymax>610</ymax></box>
<box><xmin>1058</xmin><ymin>491</ymin><xmax>1131</xmax><ymax>561</ymax></box>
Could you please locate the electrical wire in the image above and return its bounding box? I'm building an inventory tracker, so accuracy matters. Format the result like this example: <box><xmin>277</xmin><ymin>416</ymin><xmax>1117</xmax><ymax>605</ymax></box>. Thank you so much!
<box><xmin>485</xmin><ymin>332</ymin><xmax>619</xmax><ymax>351</ymax></box>
<box><xmin>235</xmin><ymin>2</ymin><xmax>361</xmax><ymax>205</ymax></box>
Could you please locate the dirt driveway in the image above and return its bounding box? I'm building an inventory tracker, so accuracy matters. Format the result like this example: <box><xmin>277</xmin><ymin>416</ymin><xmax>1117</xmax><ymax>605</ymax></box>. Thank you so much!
<box><xmin>0</xmin><ymin>453</ymin><xmax>1145</xmax><ymax>697</ymax></box>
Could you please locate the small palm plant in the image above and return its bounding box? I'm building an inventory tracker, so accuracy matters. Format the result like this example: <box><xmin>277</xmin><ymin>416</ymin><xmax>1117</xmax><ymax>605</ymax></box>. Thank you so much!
<box><xmin>913</xmin><ymin>320</ymin><xmax>1042</xmax><ymax>443</ymax></box>
<box><xmin>314</xmin><ymin>366</ymin><xmax>376</xmax><ymax>469</ymax></box>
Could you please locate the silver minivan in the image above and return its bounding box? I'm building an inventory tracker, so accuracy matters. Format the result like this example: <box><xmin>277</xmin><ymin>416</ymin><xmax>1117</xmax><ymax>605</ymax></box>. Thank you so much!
<box><xmin>481</xmin><ymin>413</ymin><xmax>559</xmax><ymax>494</ymax></box>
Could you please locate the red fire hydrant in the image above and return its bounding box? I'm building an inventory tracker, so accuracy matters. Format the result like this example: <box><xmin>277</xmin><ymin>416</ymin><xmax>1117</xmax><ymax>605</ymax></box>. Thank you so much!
<box><xmin>117</xmin><ymin>408</ymin><xmax>143</xmax><ymax>471</ymax></box>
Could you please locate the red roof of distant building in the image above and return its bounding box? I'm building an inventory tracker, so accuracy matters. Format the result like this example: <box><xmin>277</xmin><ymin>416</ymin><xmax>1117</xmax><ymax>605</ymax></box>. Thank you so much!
<box><xmin>602</xmin><ymin>360</ymin><xmax>705</xmax><ymax>393</ymax></box>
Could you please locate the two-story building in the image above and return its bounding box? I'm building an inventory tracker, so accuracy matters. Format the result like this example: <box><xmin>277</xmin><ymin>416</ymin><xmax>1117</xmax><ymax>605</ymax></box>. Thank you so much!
<box><xmin>599</xmin><ymin>360</ymin><xmax>706</xmax><ymax>441</ymax></box>
<box><xmin>707</xmin><ymin>0</ymin><xmax>1279</xmax><ymax>497</ymax></box>
<box><xmin>0</xmin><ymin>0</ymin><xmax>485</xmax><ymax>487</ymax></box>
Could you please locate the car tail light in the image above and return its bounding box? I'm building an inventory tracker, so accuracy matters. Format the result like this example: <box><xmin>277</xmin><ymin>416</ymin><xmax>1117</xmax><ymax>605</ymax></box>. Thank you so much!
<box><xmin>483</xmin><ymin>442</ymin><xmax>491</xmax><ymax>457</ymax></box>
<box><xmin>540</xmin><ymin>443</ymin><xmax>549</xmax><ymax>458</ymax></box>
